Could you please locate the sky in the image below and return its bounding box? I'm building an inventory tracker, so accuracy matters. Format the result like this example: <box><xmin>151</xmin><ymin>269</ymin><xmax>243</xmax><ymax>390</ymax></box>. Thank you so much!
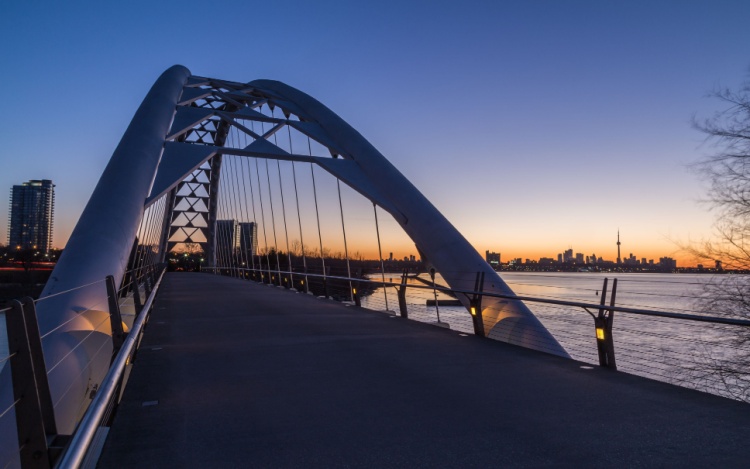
<box><xmin>1</xmin><ymin>0</ymin><xmax>749</xmax><ymax>266</ymax></box>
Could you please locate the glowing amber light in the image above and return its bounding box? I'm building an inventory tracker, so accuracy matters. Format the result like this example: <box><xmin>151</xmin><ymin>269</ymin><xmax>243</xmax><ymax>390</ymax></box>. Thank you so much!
<box><xmin>352</xmin><ymin>288</ymin><xmax>357</xmax><ymax>295</ymax></box>
<box><xmin>596</xmin><ymin>328</ymin><xmax>605</xmax><ymax>340</ymax></box>
<box><xmin>470</xmin><ymin>306</ymin><xmax>477</xmax><ymax>316</ymax></box>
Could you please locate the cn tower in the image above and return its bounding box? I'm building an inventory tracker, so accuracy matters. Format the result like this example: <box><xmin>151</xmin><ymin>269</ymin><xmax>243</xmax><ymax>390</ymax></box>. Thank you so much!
<box><xmin>617</xmin><ymin>230</ymin><xmax>622</xmax><ymax>264</ymax></box>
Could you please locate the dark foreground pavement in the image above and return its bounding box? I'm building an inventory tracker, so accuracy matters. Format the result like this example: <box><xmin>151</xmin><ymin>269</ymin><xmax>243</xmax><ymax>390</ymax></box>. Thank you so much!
<box><xmin>99</xmin><ymin>272</ymin><xmax>750</xmax><ymax>468</ymax></box>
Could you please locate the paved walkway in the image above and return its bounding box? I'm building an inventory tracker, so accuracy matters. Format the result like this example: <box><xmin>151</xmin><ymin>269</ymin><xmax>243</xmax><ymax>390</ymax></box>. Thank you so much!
<box><xmin>99</xmin><ymin>272</ymin><xmax>750</xmax><ymax>468</ymax></box>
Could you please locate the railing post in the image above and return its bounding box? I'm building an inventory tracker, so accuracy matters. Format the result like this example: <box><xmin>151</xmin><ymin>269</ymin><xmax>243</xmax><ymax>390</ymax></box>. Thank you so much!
<box><xmin>323</xmin><ymin>265</ymin><xmax>331</xmax><ymax>299</ymax></box>
<box><xmin>6</xmin><ymin>299</ymin><xmax>53</xmax><ymax>468</ymax></box>
<box><xmin>143</xmin><ymin>265</ymin><xmax>153</xmax><ymax>298</ymax></box>
<box><xmin>106</xmin><ymin>275</ymin><xmax>126</xmax><ymax>356</ymax></box>
<box><xmin>470</xmin><ymin>272</ymin><xmax>486</xmax><ymax>337</ymax></box>
<box><xmin>352</xmin><ymin>282</ymin><xmax>361</xmax><ymax>307</ymax></box>
<box><xmin>132</xmin><ymin>278</ymin><xmax>143</xmax><ymax>316</ymax></box>
<box><xmin>398</xmin><ymin>269</ymin><xmax>409</xmax><ymax>318</ymax></box>
<box><xmin>595</xmin><ymin>278</ymin><xmax>618</xmax><ymax>369</ymax></box>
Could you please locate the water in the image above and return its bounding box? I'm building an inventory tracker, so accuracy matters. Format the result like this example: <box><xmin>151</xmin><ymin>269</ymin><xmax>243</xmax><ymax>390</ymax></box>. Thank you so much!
<box><xmin>361</xmin><ymin>271</ymin><xmax>746</xmax><ymax>399</ymax></box>
<box><xmin>0</xmin><ymin>272</ymin><xmax>744</xmax><ymax>398</ymax></box>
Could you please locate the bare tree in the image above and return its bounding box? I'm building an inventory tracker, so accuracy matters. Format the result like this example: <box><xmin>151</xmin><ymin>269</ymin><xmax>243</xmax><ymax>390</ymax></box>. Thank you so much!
<box><xmin>689</xmin><ymin>74</ymin><xmax>750</xmax><ymax>401</ymax></box>
<box><xmin>688</xmin><ymin>76</ymin><xmax>750</xmax><ymax>265</ymax></box>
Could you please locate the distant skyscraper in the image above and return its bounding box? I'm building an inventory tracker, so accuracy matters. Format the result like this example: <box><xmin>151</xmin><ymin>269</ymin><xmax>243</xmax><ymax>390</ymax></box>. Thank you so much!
<box><xmin>616</xmin><ymin>230</ymin><xmax>622</xmax><ymax>264</ymax></box>
<box><xmin>563</xmin><ymin>248</ymin><xmax>574</xmax><ymax>263</ymax></box>
<box><xmin>215</xmin><ymin>219</ymin><xmax>240</xmax><ymax>258</ymax></box>
<box><xmin>239</xmin><ymin>222</ymin><xmax>258</xmax><ymax>257</ymax></box>
<box><xmin>8</xmin><ymin>179</ymin><xmax>55</xmax><ymax>252</ymax></box>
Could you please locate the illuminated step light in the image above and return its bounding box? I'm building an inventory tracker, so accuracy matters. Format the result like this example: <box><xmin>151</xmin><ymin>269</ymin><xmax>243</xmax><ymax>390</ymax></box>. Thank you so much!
<box><xmin>596</xmin><ymin>328</ymin><xmax>605</xmax><ymax>340</ymax></box>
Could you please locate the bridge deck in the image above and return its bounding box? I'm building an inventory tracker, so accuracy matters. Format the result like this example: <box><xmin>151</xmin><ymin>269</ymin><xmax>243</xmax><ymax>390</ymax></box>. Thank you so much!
<box><xmin>99</xmin><ymin>272</ymin><xmax>750</xmax><ymax>467</ymax></box>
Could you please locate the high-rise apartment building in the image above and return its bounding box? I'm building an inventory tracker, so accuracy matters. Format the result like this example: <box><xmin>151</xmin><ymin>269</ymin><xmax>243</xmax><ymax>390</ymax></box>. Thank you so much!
<box><xmin>216</xmin><ymin>219</ymin><xmax>240</xmax><ymax>256</ymax></box>
<box><xmin>239</xmin><ymin>222</ymin><xmax>258</xmax><ymax>257</ymax></box>
<box><xmin>8</xmin><ymin>179</ymin><xmax>55</xmax><ymax>252</ymax></box>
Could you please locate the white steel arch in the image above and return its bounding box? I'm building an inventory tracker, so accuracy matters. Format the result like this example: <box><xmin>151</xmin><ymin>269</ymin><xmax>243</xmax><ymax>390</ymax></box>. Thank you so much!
<box><xmin>35</xmin><ymin>65</ymin><xmax>568</xmax><ymax>434</ymax></box>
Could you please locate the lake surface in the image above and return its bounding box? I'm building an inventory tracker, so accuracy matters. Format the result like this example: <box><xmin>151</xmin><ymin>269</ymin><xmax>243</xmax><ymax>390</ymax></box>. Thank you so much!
<box><xmin>0</xmin><ymin>272</ymin><xmax>744</xmax><ymax>399</ymax></box>
<box><xmin>361</xmin><ymin>271</ymin><xmax>745</xmax><ymax>399</ymax></box>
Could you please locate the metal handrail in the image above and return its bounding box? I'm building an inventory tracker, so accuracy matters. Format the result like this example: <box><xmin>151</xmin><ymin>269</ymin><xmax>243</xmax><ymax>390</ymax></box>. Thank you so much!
<box><xmin>34</xmin><ymin>278</ymin><xmax>108</xmax><ymax>303</ymax></box>
<box><xmin>210</xmin><ymin>266</ymin><xmax>750</xmax><ymax>328</ymax></box>
<box><xmin>55</xmin><ymin>266</ymin><xmax>166</xmax><ymax>468</ymax></box>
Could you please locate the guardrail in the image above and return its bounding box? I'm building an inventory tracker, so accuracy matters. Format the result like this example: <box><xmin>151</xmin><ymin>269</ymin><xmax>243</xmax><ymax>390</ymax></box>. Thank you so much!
<box><xmin>206</xmin><ymin>265</ymin><xmax>750</xmax><ymax>401</ymax></box>
<box><xmin>4</xmin><ymin>263</ymin><xmax>744</xmax><ymax>467</ymax></box>
<box><xmin>55</xmin><ymin>267</ymin><xmax>166</xmax><ymax>468</ymax></box>
<box><xmin>0</xmin><ymin>263</ymin><xmax>166</xmax><ymax>469</ymax></box>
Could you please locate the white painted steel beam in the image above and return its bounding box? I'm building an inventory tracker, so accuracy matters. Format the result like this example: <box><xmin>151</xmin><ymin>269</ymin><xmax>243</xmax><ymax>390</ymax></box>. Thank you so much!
<box><xmin>36</xmin><ymin>65</ymin><xmax>190</xmax><ymax>434</ymax></box>
<box><xmin>28</xmin><ymin>65</ymin><xmax>568</xmax><ymax>440</ymax></box>
<box><xmin>250</xmin><ymin>79</ymin><xmax>569</xmax><ymax>358</ymax></box>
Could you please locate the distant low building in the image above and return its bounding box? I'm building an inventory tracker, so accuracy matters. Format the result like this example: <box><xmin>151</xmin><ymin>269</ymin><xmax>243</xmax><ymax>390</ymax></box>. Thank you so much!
<box><xmin>485</xmin><ymin>250</ymin><xmax>501</xmax><ymax>267</ymax></box>
<box><xmin>659</xmin><ymin>257</ymin><xmax>677</xmax><ymax>270</ymax></box>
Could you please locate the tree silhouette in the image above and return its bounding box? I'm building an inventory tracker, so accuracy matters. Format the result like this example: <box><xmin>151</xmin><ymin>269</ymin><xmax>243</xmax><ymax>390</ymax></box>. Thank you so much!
<box><xmin>688</xmin><ymin>73</ymin><xmax>750</xmax><ymax>401</ymax></box>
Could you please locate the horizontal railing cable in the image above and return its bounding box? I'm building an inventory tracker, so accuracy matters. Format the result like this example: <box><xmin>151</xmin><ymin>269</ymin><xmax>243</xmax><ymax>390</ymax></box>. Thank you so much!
<box><xmin>56</xmin><ymin>267</ymin><xmax>166</xmax><ymax>468</ymax></box>
<box><xmin>34</xmin><ymin>278</ymin><xmax>108</xmax><ymax>304</ymax></box>
<box><xmin>45</xmin><ymin>311</ymin><xmax>113</xmax><ymax>376</ymax></box>
<box><xmin>222</xmin><ymin>267</ymin><xmax>750</xmax><ymax>327</ymax></box>
<box><xmin>39</xmin><ymin>295</ymin><xmax>111</xmax><ymax>341</ymax></box>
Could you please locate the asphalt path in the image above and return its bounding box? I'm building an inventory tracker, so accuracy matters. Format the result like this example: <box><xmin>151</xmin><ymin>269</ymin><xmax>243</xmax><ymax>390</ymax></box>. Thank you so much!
<box><xmin>99</xmin><ymin>272</ymin><xmax>750</xmax><ymax>468</ymax></box>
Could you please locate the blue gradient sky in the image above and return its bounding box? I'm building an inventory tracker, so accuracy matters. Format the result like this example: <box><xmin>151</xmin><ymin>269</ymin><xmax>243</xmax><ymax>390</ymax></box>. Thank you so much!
<box><xmin>1</xmin><ymin>1</ymin><xmax>749</xmax><ymax>264</ymax></box>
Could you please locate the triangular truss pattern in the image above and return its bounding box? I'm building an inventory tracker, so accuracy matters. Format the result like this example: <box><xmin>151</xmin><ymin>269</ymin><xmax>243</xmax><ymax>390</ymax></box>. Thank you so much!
<box><xmin>167</xmin><ymin>163</ymin><xmax>214</xmax><ymax>252</ymax></box>
<box><xmin>158</xmin><ymin>75</ymin><xmax>366</xmax><ymax>254</ymax></box>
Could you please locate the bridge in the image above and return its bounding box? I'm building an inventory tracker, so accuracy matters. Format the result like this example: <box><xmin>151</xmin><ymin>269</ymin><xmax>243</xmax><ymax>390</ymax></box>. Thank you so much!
<box><xmin>1</xmin><ymin>65</ymin><xmax>749</xmax><ymax>467</ymax></box>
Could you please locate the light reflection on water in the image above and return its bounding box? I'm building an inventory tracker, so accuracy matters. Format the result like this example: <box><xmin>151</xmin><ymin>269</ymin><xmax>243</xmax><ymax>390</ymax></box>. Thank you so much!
<box><xmin>362</xmin><ymin>272</ymin><xmax>742</xmax><ymax>398</ymax></box>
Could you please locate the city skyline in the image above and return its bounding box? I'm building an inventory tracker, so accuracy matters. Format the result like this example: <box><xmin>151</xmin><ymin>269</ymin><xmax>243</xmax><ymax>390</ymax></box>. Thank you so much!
<box><xmin>487</xmin><ymin>230</ymin><xmax>680</xmax><ymax>267</ymax></box>
<box><xmin>2</xmin><ymin>1</ymin><xmax>749</xmax><ymax>267</ymax></box>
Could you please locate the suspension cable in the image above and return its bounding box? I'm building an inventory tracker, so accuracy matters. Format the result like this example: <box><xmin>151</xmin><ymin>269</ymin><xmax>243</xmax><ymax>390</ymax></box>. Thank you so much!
<box><xmin>133</xmin><ymin>198</ymin><xmax>157</xmax><ymax>286</ymax></box>
<box><xmin>264</xmin><ymin>159</ymin><xmax>282</xmax><ymax>285</ymax></box>
<box><xmin>228</xmin><ymin>155</ymin><xmax>245</xmax><ymax>276</ymax></box>
<box><xmin>373</xmin><ymin>203</ymin><xmax>390</xmax><ymax>310</ymax></box>
<box><xmin>151</xmin><ymin>196</ymin><xmax>167</xmax><ymax>266</ymax></box>
<box><xmin>288</xmin><ymin>125</ymin><xmax>309</xmax><ymax>292</ymax></box>
<box><xmin>228</xmin><ymin>150</ymin><xmax>248</xmax><ymax>275</ymax></box>
<box><xmin>219</xmin><ymin>159</ymin><xmax>235</xmax><ymax>276</ymax></box>
<box><xmin>242</xmin><ymin>154</ymin><xmax>259</xmax><ymax>276</ymax></box>
<box><xmin>255</xmin><ymin>158</ymin><xmax>272</xmax><ymax>282</ymax></box>
<box><xmin>237</xmin><ymin>133</ymin><xmax>256</xmax><ymax>274</ymax></box>
<box><xmin>337</xmin><ymin>179</ymin><xmax>354</xmax><ymax>302</ymax></box>
<box><xmin>276</xmin><ymin>161</ymin><xmax>294</xmax><ymax>284</ymax></box>
<box><xmin>225</xmin><ymin>131</ymin><xmax>241</xmax><ymax>275</ymax></box>
<box><xmin>256</xmin><ymin>111</ymin><xmax>273</xmax><ymax>282</ymax></box>
<box><xmin>309</xmin><ymin>141</ymin><xmax>327</xmax><ymax>291</ymax></box>
<box><xmin>216</xmin><ymin>164</ymin><xmax>231</xmax><ymax>274</ymax></box>
<box><xmin>266</xmin><ymin>107</ymin><xmax>283</xmax><ymax>284</ymax></box>
<box><xmin>271</xmin><ymin>108</ymin><xmax>294</xmax><ymax>286</ymax></box>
